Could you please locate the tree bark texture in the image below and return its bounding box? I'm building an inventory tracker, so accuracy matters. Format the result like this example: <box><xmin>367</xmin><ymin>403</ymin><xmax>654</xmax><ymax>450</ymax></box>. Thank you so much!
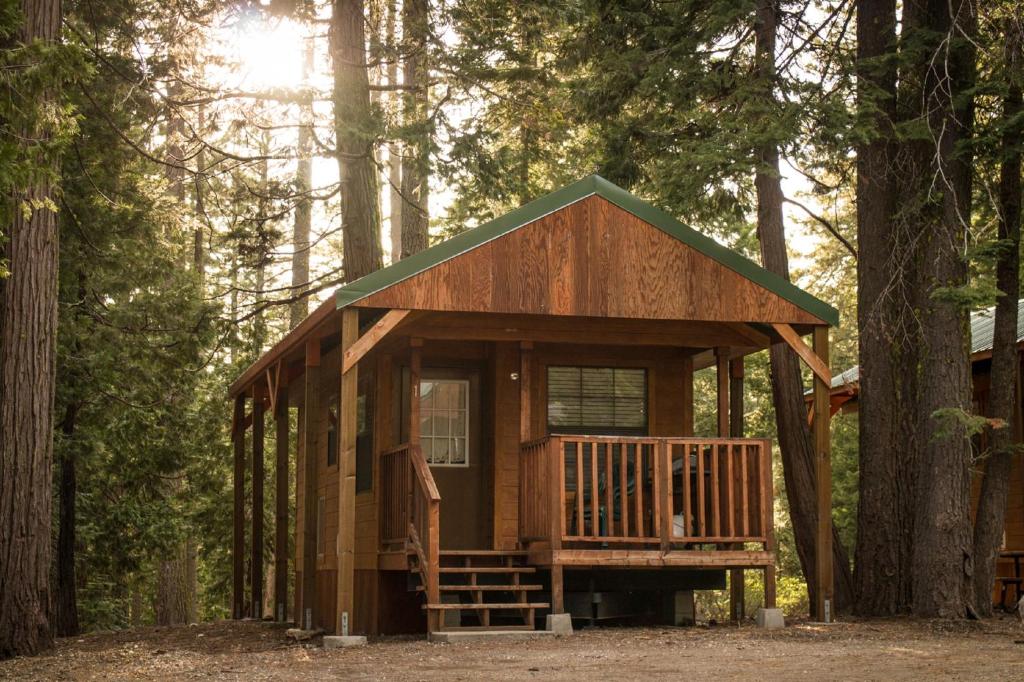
<box><xmin>853</xmin><ymin>0</ymin><xmax>916</xmax><ymax>617</ymax></box>
<box><xmin>387</xmin><ymin>0</ymin><xmax>403</xmax><ymax>262</ymax></box>
<box><xmin>754</xmin><ymin>0</ymin><xmax>854</xmax><ymax>614</ymax></box>
<box><xmin>399</xmin><ymin>0</ymin><xmax>430</xmax><ymax>258</ymax></box>
<box><xmin>332</xmin><ymin>0</ymin><xmax>384</xmax><ymax>282</ymax></box>
<box><xmin>905</xmin><ymin>0</ymin><xmax>976</xmax><ymax>618</ymax></box>
<box><xmin>290</xmin><ymin>45</ymin><xmax>314</xmax><ymax>329</ymax></box>
<box><xmin>972</xmin><ymin>20</ymin><xmax>1022</xmax><ymax>617</ymax></box>
<box><xmin>0</xmin><ymin>0</ymin><xmax>62</xmax><ymax>659</ymax></box>
<box><xmin>854</xmin><ymin>0</ymin><xmax>978</xmax><ymax>618</ymax></box>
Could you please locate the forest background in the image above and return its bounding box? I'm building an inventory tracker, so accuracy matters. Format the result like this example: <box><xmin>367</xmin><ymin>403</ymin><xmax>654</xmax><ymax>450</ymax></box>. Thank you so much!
<box><xmin>1</xmin><ymin>0</ymin><xmax>1020</xmax><ymax>656</ymax></box>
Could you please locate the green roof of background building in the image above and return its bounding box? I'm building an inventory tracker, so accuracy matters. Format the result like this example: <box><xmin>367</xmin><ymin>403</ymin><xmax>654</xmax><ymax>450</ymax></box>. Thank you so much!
<box><xmin>334</xmin><ymin>175</ymin><xmax>839</xmax><ymax>327</ymax></box>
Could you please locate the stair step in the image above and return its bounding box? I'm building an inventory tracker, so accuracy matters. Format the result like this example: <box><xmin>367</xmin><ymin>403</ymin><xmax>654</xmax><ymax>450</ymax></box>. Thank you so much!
<box><xmin>424</xmin><ymin>602</ymin><xmax>550</xmax><ymax>610</ymax></box>
<box><xmin>439</xmin><ymin>566</ymin><xmax>536</xmax><ymax>574</ymax></box>
<box><xmin>416</xmin><ymin>584</ymin><xmax>543</xmax><ymax>592</ymax></box>
<box><xmin>439</xmin><ymin>550</ymin><xmax>529</xmax><ymax>557</ymax></box>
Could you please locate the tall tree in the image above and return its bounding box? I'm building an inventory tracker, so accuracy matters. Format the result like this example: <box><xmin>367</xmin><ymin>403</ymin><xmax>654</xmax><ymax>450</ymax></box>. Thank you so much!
<box><xmin>0</xmin><ymin>0</ymin><xmax>64</xmax><ymax>658</ymax></box>
<box><xmin>331</xmin><ymin>0</ymin><xmax>384</xmax><ymax>281</ymax></box>
<box><xmin>291</xmin><ymin>42</ymin><xmax>314</xmax><ymax>325</ymax></box>
<box><xmin>752</xmin><ymin>0</ymin><xmax>855</xmax><ymax>614</ymax></box>
<box><xmin>386</xmin><ymin>0</ymin><xmax>403</xmax><ymax>261</ymax></box>
<box><xmin>854</xmin><ymin>0</ymin><xmax>978</xmax><ymax>617</ymax></box>
<box><xmin>400</xmin><ymin>0</ymin><xmax>430</xmax><ymax>257</ymax></box>
<box><xmin>972</xmin><ymin>14</ymin><xmax>1022</xmax><ymax>616</ymax></box>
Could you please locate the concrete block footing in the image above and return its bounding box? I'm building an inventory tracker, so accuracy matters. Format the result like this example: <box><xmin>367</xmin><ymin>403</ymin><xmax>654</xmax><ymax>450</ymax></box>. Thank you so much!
<box><xmin>323</xmin><ymin>635</ymin><xmax>368</xmax><ymax>648</ymax></box>
<box><xmin>546</xmin><ymin>613</ymin><xmax>573</xmax><ymax>636</ymax></box>
<box><xmin>755</xmin><ymin>608</ymin><xmax>785</xmax><ymax>629</ymax></box>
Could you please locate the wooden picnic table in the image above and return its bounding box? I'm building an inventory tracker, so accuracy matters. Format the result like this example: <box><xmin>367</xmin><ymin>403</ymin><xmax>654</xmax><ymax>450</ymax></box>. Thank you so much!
<box><xmin>997</xmin><ymin>550</ymin><xmax>1024</xmax><ymax>610</ymax></box>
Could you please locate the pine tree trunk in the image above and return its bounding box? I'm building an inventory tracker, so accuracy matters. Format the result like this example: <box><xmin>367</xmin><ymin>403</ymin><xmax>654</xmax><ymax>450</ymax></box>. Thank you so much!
<box><xmin>399</xmin><ymin>0</ymin><xmax>429</xmax><ymax>258</ymax></box>
<box><xmin>753</xmin><ymin>0</ymin><xmax>854</xmax><ymax>614</ymax></box>
<box><xmin>907</xmin><ymin>0</ymin><xmax>976</xmax><ymax>618</ymax></box>
<box><xmin>291</xmin><ymin>43</ymin><xmax>314</xmax><ymax>329</ymax></box>
<box><xmin>0</xmin><ymin>0</ymin><xmax>62</xmax><ymax>659</ymax></box>
<box><xmin>853</xmin><ymin>0</ymin><xmax>918</xmax><ymax>616</ymax></box>
<box><xmin>387</xmin><ymin>0</ymin><xmax>403</xmax><ymax>262</ymax></box>
<box><xmin>972</xmin><ymin>22</ymin><xmax>1022</xmax><ymax>618</ymax></box>
<box><xmin>154</xmin><ymin>542</ymin><xmax>190</xmax><ymax>626</ymax></box>
<box><xmin>54</xmin><ymin>402</ymin><xmax>81</xmax><ymax>637</ymax></box>
<box><xmin>332</xmin><ymin>0</ymin><xmax>384</xmax><ymax>282</ymax></box>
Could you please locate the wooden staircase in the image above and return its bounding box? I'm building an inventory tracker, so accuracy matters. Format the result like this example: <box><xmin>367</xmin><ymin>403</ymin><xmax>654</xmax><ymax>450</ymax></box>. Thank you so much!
<box><xmin>411</xmin><ymin>550</ymin><xmax>550</xmax><ymax>631</ymax></box>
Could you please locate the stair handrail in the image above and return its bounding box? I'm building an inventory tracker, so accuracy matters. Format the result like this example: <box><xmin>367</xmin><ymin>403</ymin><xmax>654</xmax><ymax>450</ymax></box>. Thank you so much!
<box><xmin>408</xmin><ymin>444</ymin><xmax>441</xmax><ymax>630</ymax></box>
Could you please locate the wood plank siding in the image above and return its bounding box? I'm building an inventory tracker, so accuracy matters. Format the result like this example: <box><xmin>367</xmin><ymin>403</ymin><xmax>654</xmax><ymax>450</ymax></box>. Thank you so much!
<box><xmin>352</xmin><ymin>196</ymin><xmax>826</xmax><ymax>325</ymax></box>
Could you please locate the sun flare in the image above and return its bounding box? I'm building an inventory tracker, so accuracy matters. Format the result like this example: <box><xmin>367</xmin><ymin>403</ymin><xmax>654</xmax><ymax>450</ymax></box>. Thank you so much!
<box><xmin>226</xmin><ymin>14</ymin><xmax>307</xmax><ymax>91</ymax></box>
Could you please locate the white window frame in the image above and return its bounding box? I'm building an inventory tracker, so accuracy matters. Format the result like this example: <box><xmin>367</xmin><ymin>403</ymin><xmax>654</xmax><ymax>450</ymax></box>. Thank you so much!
<box><xmin>419</xmin><ymin>378</ymin><xmax>471</xmax><ymax>468</ymax></box>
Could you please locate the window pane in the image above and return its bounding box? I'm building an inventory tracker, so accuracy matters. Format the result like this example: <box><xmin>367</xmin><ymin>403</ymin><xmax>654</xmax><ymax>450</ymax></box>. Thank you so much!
<box><xmin>421</xmin><ymin>438</ymin><xmax>434</xmax><ymax>463</ymax></box>
<box><xmin>420</xmin><ymin>381</ymin><xmax>435</xmax><ymax>409</ymax></box>
<box><xmin>614</xmin><ymin>398</ymin><xmax>646</xmax><ymax>427</ymax></box>
<box><xmin>548</xmin><ymin>367</ymin><xmax>581</xmax><ymax>397</ymax></box>
<box><xmin>614</xmin><ymin>369</ymin><xmax>645</xmax><ymax>398</ymax></box>
<box><xmin>582</xmin><ymin>396</ymin><xmax>615</xmax><ymax>425</ymax></box>
<box><xmin>434</xmin><ymin>382</ymin><xmax>460</xmax><ymax>409</ymax></box>
<box><xmin>549</xmin><ymin>397</ymin><xmax>582</xmax><ymax>426</ymax></box>
<box><xmin>432</xmin><ymin>411</ymin><xmax>450</xmax><ymax>437</ymax></box>
<box><xmin>451</xmin><ymin>410</ymin><xmax>467</xmax><ymax>438</ymax></box>
<box><xmin>420</xmin><ymin>412</ymin><xmax>433</xmax><ymax>437</ymax></box>
<box><xmin>433</xmin><ymin>437</ymin><xmax>450</xmax><ymax>464</ymax></box>
<box><xmin>451</xmin><ymin>438</ymin><xmax>467</xmax><ymax>464</ymax></box>
<box><xmin>582</xmin><ymin>367</ymin><xmax>613</xmax><ymax>396</ymax></box>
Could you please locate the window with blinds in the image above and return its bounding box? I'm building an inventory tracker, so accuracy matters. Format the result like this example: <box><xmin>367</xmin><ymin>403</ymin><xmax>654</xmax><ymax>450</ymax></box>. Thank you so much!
<box><xmin>547</xmin><ymin>366</ymin><xmax>647</xmax><ymax>432</ymax></box>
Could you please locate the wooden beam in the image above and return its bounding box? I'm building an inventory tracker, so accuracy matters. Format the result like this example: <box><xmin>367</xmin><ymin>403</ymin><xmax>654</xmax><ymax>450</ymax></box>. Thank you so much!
<box><xmin>336</xmin><ymin>308</ymin><xmax>359</xmax><ymax>635</ymax></box>
<box><xmin>728</xmin><ymin>358</ymin><xmax>745</xmax><ymax>623</ymax></box>
<box><xmin>724</xmin><ymin>322</ymin><xmax>770</xmax><ymax>348</ymax></box>
<box><xmin>716</xmin><ymin>348</ymin><xmax>729</xmax><ymax>438</ymax></box>
<box><xmin>251</xmin><ymin>393</ymin><xmax>265</xmax><ymax>619</ymax></box>
<box><xmin>274</xmin><ymin>384</ymin><xmax>289</xmax><ymax>623</ymax></box>
<box><xmin>682</xmin><ymin>356</ymin><xmax>694</xmax><ymax>437</ymax></box>
<box><xmin>812</xmin><ymin>327</ymin><xmax>833</xmax><ymax>622</ymax></box>
<box><xmin>520</xmin><ymin>341</ymin><xmax>533</xmax><ymax>443</ymax></box>
<box><xmin>771</xmin><ymin>323</ymin><xmax>831</xmax><ymax>386</ymax></box>
<box><xmin>409</xmin><ymin>340</ymin><xmax>422</xmax><ymax>446</ymax></box>
<box><xmin>342</xmin><ymin>309</ymin><xmax>413</xmax><ymax>375</ymax></box>
<box><xmin>232</xmin><ymin>395</ymin><xmax>246</xmax><ymax>619</ymax></box>
<box><xmin>301</xmin><ymin>339</ymin><xmax>320</xmax><ymax>630</ymax></box>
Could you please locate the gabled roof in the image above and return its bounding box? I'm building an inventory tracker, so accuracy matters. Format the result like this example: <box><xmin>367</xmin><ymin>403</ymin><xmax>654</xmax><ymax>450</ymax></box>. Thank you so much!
<box><xmin>335</xmin><ymin>175</ymin><xmax>839</xmax><ymax>327</ymax></box>
<box><xmin>828</xmin><ymin>299</ymin><xmax>1024</xmax><ymax>391</ymax></box>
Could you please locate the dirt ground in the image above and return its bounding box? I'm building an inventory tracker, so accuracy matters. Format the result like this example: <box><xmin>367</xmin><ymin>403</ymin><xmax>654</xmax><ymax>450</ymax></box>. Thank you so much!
<box><xmin>2</xmin><ymin>616</ymin><xmax>1023</xmax><ymax>681</ymax></box>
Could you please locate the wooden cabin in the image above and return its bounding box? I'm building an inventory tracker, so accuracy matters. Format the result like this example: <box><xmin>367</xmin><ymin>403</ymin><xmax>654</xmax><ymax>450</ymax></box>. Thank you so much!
<box><xmin>228</xmin><ymin>176</ymin><xmax>839</xmax><ymax>636</ymax></box>
<box><xmin>820</xmin><ymin>302</ymin><xmax>1024</xmax><ymax>608</ymax></box>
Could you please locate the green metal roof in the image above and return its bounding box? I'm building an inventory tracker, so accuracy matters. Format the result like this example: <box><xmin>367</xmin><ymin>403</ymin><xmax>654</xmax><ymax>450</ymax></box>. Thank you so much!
<box><xmin>334</xmin><ymin>175</ymin><xmax>839</xmax><ymax>327</ymax></box>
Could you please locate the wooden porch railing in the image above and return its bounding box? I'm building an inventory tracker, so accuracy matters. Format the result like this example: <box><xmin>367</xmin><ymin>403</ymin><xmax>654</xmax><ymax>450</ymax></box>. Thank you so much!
<box><xmin>519</xmin><ymin>436</ymin><xmax>773</xmax><ymax>549</ymax></box>
<box><xmin>379</xmin><ymin>443</ymin><xmax>441</xmax><ymax>627</ymax></box>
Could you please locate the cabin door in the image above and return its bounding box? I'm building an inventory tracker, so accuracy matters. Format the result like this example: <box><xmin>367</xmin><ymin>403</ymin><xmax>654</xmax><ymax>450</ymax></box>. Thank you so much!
<box><xmin>418</xmin><ymin>368</ymin><xmax>487</xmax><ymax>550</ymax></box>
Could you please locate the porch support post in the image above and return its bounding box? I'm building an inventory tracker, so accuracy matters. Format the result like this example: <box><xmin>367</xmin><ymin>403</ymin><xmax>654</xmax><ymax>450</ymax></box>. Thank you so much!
<box><xmin>274</xmin><ymin>380</ymin><xmax>290</xmax><ymax>623</ymax></box>
<box><xmin>251</xmin><ymin>389</ymin><xmax>265</xmax><ymax>619</ymax></box>
<box><xmin>337</xmin><ymin>308</ymin><xmax>359</xmax><ymax>635</ymax></box>
<box><xmin>682</xmin><ymin>356</ymin><xmax>694</xmax><ymax>436</ymax></box>
<box><xmin>715</xmin><ymin>348</ymin><xmax>729</xmax><ymax>437</ymax></box>
<box><xmin>232</xmin><ymin>395</ymin><xmax>246</xmax><ymax>619</ymax></box>
<box><xmin>409</xmin><ymin>338</ymin><xmax>422</xmax><ymax>445</ymax></box>
<box><xmin>728</xmin><ymin>358</ymin><xmax>745</xmax><ymax>622</ymax></box>
<box><xmin>301</xmin><ymin>338</ymin><xmax>320</xmax><ymax>630</ymax></box>
<box><xmin>812</xmin><ymin>326</ymin><xmax>833</xmax><ymax>622</ymax></box>
<box><xmin>520</xmin><ymin>341</ymin><xmax>533</xmax><ymax>443</ymax></box>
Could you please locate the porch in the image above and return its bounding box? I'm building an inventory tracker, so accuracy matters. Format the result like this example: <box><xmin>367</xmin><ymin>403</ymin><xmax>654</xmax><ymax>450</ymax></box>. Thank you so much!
<box><xmin>377</xmin><ymin>430</ymin><xmax>777</xmax><ymax>630</ymax></box>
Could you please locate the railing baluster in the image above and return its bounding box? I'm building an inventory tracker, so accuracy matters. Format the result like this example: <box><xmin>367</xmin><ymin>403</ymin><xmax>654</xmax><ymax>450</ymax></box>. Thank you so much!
<box><xmin>741</xmin><ymin>444</ymin><xmax>750</xmax><ymax>537</ymax></box>
<box><xmin>574</xmin><ymin>441</ymin><xmax>584</xmax><ymax>537</ymax></box>
<box><xmin>696</xmin><ymin>443</ymin><xmax>706</xmax><ymax>537</ymax></box>
<box><xmin>590</xmin><ymin>443</ymin><xmax>599</xmax><ymax>537</ymax></box>
<box><xmin>604</xmin><ymin>445</ymin><xmax>614</xmax><ymax>537</ymax></box>
<box><xmin>725</xmin><ymin>443</ymin><xmax>735</xmax><ymax>538</ymax></box>
<box><xmin>619</xmin><ymin>445</ymin><xmax>629</xmax><ymax>538</ymax></box>
<box><xmin>711</xmin><ymin>444</ymin><xmax>721</xmax><ymax>537</ymax></box>
<box><xmin>634</xmin><ymin>445</ymin><xmax>644</xmax><ymax>537</ymax></box>
<box><xmin>682</xmin><ymin>444</ymin><xmax>692</xmax><ymax>541</ymax></box>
